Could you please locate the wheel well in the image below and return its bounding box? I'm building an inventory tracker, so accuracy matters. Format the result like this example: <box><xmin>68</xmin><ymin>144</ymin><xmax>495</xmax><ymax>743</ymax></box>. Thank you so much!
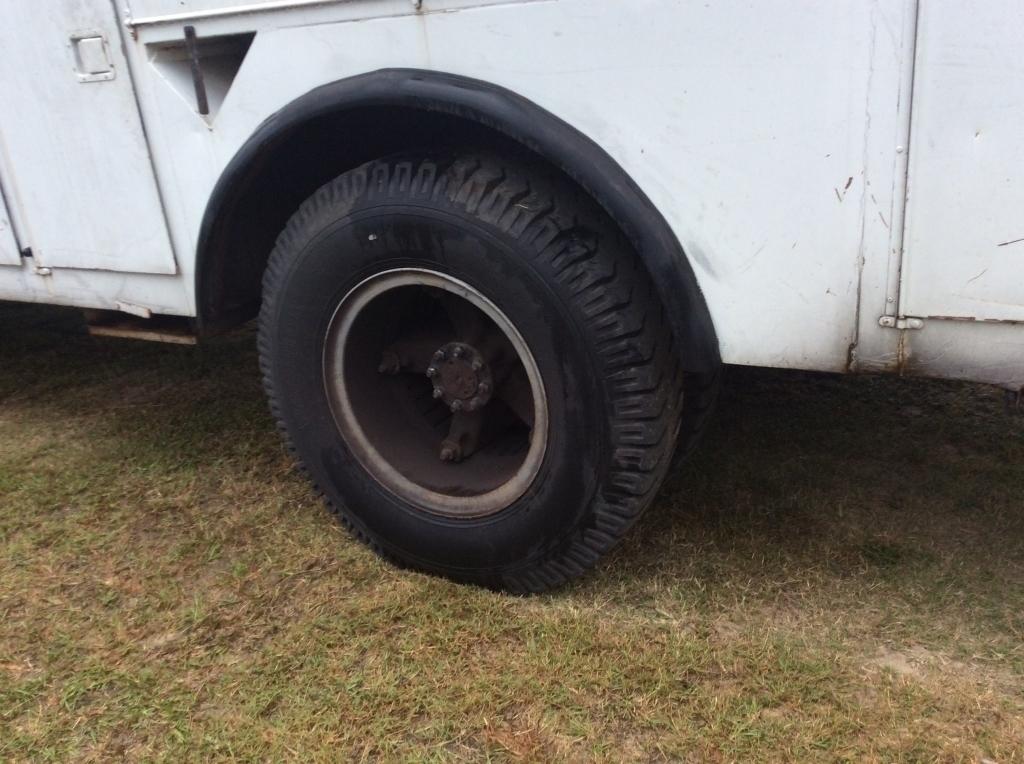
<box><xmin>198</xmin><ymin>108</ymin><xmax>542</xmax><ymax>331</ymax></box>
<box><xmin>196</xmin><ymin>69</ymin><xmax>720</xmax><ymax>373</ymax></box>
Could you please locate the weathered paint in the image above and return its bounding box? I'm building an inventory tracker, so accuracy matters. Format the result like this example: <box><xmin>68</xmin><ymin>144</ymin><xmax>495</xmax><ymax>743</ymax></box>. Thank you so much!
<box><xmin>904</xmin><ymin>319</ymin><xmax>1024</xmax><ymax>389</ymax></box>
<box><xmin>0</xmin><ymin>2</ymin><xmax>177</xmax><ymax>274</ymax></box>
<box><xmin>900</xmin><ymin>0</ymin><xmax>1024</xmax><ymax>324</ymax></box>
<box><xmin>0</xmin><ymin>0</ymin><xmax>1020</xmax><ymax>389</ymax></box>
<box><xmin>0</xmin><ymin>183</ymin><xmax>19</xmax><ymax>266</ymax></box>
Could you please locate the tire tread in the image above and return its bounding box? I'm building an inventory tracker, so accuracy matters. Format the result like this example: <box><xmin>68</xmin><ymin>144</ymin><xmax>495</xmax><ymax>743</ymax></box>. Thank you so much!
<box><xmin>259</xmin><ymin>151</ymin><xmax>712</xmax><ymax>593</ymax></box>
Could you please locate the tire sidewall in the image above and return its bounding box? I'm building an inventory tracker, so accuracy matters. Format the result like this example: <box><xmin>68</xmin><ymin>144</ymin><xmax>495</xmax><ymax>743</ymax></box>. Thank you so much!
<box><xmin>266</xmin><ymin>202</ymin><xmax>609</xmax><ymax>581</ymax></box>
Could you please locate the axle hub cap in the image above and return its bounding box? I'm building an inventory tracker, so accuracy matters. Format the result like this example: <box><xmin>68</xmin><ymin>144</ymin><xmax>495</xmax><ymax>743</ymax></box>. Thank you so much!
<box><xmin>428</xmin><ymin>342</ymin><xmax>493</xmax><ymax>412</ymax></box>
<box><xmin>322</xmin><ymin>268</ymin><xmax>548</xmax><ymax>518</ymax></box>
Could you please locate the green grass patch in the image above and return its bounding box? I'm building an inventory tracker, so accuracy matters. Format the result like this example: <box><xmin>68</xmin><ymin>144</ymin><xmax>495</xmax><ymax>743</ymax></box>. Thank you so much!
<box><xmin>1</xmin><ymin>303</ymin><xmax>1022</xmax><ymax>760</ymax></box>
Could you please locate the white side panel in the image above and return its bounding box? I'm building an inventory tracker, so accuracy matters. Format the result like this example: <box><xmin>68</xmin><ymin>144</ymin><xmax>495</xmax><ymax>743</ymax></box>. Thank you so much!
<box><xmin>852</xmin><ymin>0</ymin><xmax>918</xmax><ymax>375</ymax></box>
<box><xmin>128</xmin><ymin>0</ymin><xmax>353</xmax><ymax>20</ymax></box>
<box><xmin>0</xmin><ymin>183</ymin><xmax>20</xmax><ymax>266</ymax></box>
<box><xmin>0</xmin><ymin>267</ymin><xmax>188</xmax><ymax>315</ymax></box>
<box><xmin>907</xmin><ymin>320</ymin><xmax>1024</xmax><ymax>390</ymax></box>
<box><xmin>127</xmin><ymin>0</ymin><xmax>537</xmax><ymax>25</ymax></box>
<box><xmin>901</xmin><ymin>0</ymin><xmax>1024</xmax><ymax>322</ymax></box>
<box><xmin>0</xmin><ymin>2</ymin><xmax>177</xmax><ymax>274</ymax></box>
<box><xmin>134</xmin><ymin>0</ymin><xmax>906</xmax><ymax>372</ymax></box>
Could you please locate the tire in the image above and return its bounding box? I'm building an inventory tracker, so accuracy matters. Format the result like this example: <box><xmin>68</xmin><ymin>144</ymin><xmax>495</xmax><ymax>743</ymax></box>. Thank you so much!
<box><xmin>672</xmin><ymin>366</ymin><xmax>722</xmax><ymax>470</ymax></box>
<box><xmin>258</xmin><ymin>151</ymin><xmax>685</xmax><ymax>592</ymax></box>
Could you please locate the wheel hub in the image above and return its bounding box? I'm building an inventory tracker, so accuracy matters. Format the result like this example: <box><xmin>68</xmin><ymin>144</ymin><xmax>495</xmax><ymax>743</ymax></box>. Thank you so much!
<box><xmin>427</xmin><ymin>342</ymin><xmax>494</xmax><ymax>412</ymax></box>
<box><xmin>323</xmin><ymin>268</ymin><xmax>548</xmax><ymax>518</ymax></box>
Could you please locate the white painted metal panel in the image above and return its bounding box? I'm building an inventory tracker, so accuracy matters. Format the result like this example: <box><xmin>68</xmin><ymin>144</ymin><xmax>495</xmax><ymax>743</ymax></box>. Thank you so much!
<box><xmin>0</xmin><ymin>183</ymin><xmax>20</xmax><ymax>266</ymax></box>
<box><xmin>126</xmin><ymin>0</ymin><xmax>533</xmax><ymax>26</ymax></box>
<box><xmin>901</xmin><ymin>0</ymin><xmax>1024</xmax><ymax>322</ymax></box>
<box><xmin>851</xmin><ymin>0</ymin><xmax>919</xmax><ymax>376</ymax></box>
<box><xmin>135</xmin><ymin>0</ymin><xmax>903</xmax><ymax>372</ymax></box>
<box><xmin>127</xmin><ymin>0</ymin><xmax>352</xmax><ymax>21</ymax></box>
<box><xmin>0</xmin><ymin>2</ymin><xmax>177</xmax><ymax>274</ymax></box>
<box><xmin>907</xmin><ymin>319</ymin><xmax>1024</xmax><ymax>390</ymax></box>
<box><xmin>0</xmin><ymin>0</ymin><xmax>1018</xmax><ymax>387</ymax></box>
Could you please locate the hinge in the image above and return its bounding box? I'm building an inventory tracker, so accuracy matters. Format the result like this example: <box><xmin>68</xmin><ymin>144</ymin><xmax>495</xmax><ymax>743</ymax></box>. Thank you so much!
<box><xmin>21</xmin><ymin>248</ymin><xmax>53</xmax><ymax>276</ymax></box>
<box><xmin>878</xmin><ymin>315</ymin><xmax>924</xmax><ymax>330</ymax></box>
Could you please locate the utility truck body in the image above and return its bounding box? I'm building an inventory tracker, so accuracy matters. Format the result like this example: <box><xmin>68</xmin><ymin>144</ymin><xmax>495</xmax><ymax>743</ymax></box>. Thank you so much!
<box><xmin>2</xmin><ymin>0</ymin><xmax>1020</xmax><ymax>589</ymax></box>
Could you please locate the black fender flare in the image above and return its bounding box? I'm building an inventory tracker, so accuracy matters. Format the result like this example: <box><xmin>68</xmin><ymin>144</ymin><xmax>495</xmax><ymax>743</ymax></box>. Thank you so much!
<box><xmin>196</xmin><ymin>68</ymin><xmax>719</xmax><ymax>373</ymax></box>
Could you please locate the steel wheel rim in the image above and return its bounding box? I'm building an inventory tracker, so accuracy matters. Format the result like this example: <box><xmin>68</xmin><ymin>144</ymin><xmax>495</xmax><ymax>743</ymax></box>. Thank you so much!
<box><xmin>323</xmin><ymin>268</ymin><xmax>549</xmax><ymax>518</ymax></box>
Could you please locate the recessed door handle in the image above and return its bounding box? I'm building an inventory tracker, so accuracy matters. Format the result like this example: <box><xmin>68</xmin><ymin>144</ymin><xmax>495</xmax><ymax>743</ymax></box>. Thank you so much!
<box><xmin>72</xmin><ymin>34</ymin><xmax>115</xmax><ymax>82</ymax></box>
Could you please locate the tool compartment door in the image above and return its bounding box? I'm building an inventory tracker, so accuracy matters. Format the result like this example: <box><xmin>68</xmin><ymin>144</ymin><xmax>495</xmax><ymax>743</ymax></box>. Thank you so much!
<box><xmin>900</xmin><ymin>0</ymin><xmax>1024</xmax><ymax>322</ymax></box>
<box><xmin>0</xmin><ymin>3</ymin><xmax>176</xmax><ymax>274</ymax></box>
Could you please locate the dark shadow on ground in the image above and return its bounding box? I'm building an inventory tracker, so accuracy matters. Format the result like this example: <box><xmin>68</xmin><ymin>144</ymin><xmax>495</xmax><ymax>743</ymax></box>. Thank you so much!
<box><xmin>3</xmin><ymin>301</ymin><xmax>1023</xmax><ymax>617</ymax></box>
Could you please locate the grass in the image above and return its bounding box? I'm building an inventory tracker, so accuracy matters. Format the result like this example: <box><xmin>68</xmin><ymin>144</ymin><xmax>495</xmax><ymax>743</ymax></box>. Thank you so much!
<box><xmin>1</xmin><ymin>301</ymin><xmax>1022</xmax><ymax>761</ymax></box>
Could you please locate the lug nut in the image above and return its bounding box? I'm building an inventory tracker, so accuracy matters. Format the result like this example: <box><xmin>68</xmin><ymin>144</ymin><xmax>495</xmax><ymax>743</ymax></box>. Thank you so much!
<box><xmin>471</xmin><ymin>360</ymin><xmax>482</xmax><ymax>372</ymax></box>
<box><xmin>452</xmin><ymin>345</ymin><xmax>464</xmax><ymax>359</ymax></box>
<box><xmin>432</xmin><ymin>349</ymin><xmax>446</xmax><ymax>363</ymax></box>
<box><xmin>465</xmin><ymin>400</ymin><xmax>477</xmax><ymax>412</ymax></box>
<box><xmin>426</xmin><ymin>366</ymin><xmax>438</xmax><ymax>378</ymax></box>
<box><xmin>478</xmin><ymin>382</ymin><xmax>491</xmax><ymax>396</ymax></box>
<box><xmin>433</xmin><ymin>387</ymin><xmax>444</xmax><ymax>399</ymax></box>
<box><xmin>377</xmin><ymin>351</ymin><xmax>401</xmax><ymax>375</ymax></box>
<box><xmin>450</xmin><ymin>400</ymin><xmax>463</xmax><ymax>412</ymax></box>
<box><xmin>439</xmin><ymin>440</ymin><xmax>462</xmax><ymax>463</ymax></box>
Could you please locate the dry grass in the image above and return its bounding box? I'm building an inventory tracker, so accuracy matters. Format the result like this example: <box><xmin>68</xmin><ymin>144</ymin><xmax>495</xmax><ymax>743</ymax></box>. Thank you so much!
<box><xmin>1</xmin><ymin>302</ymin><xmax>1022</xmax><ymax>762</ymax></box>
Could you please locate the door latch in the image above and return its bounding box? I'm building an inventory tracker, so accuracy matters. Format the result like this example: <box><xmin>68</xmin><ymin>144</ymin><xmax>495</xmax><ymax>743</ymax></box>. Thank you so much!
<box><xmin>878</xmin><ymin>315</ymin><xmax>924</xmax><ymax>330</ymax></box>
<box><xmin>71</xmin><ymin>34</ymin><xmax>115</xmax><ymax>82</ymax></box>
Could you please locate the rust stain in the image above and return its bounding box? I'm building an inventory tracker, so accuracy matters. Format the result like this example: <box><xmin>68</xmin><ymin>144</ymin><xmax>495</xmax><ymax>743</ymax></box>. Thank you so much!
<box><xmin>896</xmin><ymin>329</ymin><xmax>910</xmax><ymax>375</ymax></box>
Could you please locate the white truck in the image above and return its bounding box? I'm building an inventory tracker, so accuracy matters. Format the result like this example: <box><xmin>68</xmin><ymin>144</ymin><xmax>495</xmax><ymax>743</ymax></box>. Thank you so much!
<box><xmin>1</xmin><ymin>1</ymin><xmax>1021</xmax><ymax>591</ymax></box>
